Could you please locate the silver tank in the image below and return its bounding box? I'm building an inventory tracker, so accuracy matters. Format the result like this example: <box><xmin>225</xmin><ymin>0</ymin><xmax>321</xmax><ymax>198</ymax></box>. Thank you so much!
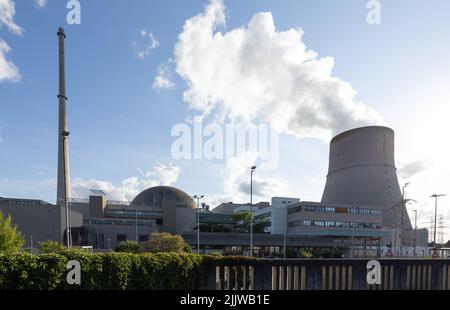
<box><xmin>321</xmin><ymin>126</ymin><xmax>411</xmax><ymax>231</ymax></box>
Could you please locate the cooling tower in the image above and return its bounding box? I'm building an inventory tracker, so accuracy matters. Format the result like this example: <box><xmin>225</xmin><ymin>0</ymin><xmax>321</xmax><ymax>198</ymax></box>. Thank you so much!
<box><xmin>321</xmin><ymin>126</ymin><xmax>412</xmax><ymax>231</ymax></box>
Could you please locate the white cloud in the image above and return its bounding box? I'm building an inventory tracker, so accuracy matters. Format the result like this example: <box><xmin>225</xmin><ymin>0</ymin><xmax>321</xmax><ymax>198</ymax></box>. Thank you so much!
<box><xmin>0</xmin><ymin>0</ymin><xmax>23</xmax><ymax>34</ymax></box>
<box><xmin>72</xmin><ymin>163</ymin><xmax>180</xmax><ymax>201</ymax></box>
<box><xmin>0</xmin><ymin>0</ymin><xmax>22</xmax><ymax>83</ymax></box>
<box><xmin>174</xmin><ymin>0</ymin><xmax>384</xmax><ymax>141</ymax></box>
<box><xmin>153</xmin><ymin>63</ymin><xmax>175</xmax><ymax>90</ymax></box>
<box><xmin>35</xmin><ymin>0</ymin><xmax>47</xmax><ymax>9</ymax></box>
<box><xmin>0</xmin><ymin>127</ymin><xmax>2</xmax><ymax>143</ymax></box>
<box><xmin>133</xmin><ymin>29</ymin><xmax>159</xmax><ymax>60</ymax></box>
<box><xmin>206</xmin><ymin>151</ymin><xmax>285</xmax><ymax>208</ymax></box>
<box><xmin>0</xmin><ymin>39</ymin><xmax>20</xmax><ymax>82</ymax></box>
<box><xmin>145</xmin><ymin>163</ymin><xmax>180</xmax><ymax>185</ymax></box>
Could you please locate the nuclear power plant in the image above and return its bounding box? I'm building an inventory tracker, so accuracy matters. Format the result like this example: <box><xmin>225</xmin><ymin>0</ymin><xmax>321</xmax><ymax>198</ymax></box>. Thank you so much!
<box><xmin>0</xmin><ymin>27</ymin><xmax>429</xmax><ymax>257</ymax></box>
<box><xmin>321</xmin><ymin>126</ymin><xmax>413</xmax><ymax>243</ymax></box>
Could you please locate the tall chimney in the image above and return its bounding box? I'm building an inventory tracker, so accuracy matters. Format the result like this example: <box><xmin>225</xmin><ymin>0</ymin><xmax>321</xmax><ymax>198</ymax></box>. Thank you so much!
<box><xmin>56</xmin><ymin>27</ymin><xmax>71</xmax><ymax>206</ymax></box>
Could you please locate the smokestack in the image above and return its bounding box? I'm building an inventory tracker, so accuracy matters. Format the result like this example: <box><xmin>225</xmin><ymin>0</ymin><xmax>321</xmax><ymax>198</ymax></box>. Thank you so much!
<box><xmin>56</xmin><ymin>27</ymin><xmax>71</xmax><ymax>206</ymax></box>
<box><xmin>321</xmin><ymin>126</ymin><xmax>412</xmax><ymax>230</ymax></box>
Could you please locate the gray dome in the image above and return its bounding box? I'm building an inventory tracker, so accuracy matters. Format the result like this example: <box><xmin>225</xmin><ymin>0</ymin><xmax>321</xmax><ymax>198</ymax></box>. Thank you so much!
<box><xmin>131</xmin><ymin>186</ymin><xmax>195</xmax><ymax>209</ymax></box>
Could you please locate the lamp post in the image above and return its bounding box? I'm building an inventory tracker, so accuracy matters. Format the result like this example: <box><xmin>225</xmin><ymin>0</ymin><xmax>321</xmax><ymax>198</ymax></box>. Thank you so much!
<box><xmin>135</xmin><ymin>209</ymin><xmax>138</xmax><ymax>242</ymax></box>
<box><xmin>431</xmin><ymin>194</ymin><xmax>446</xmax><ymax>248</ymax></box>
<box><xmin>250</xmin><ymin>166</ymin><xmax>256</xmax><ymax>257</ymax></box>
<box><xmin>194</xmin><ymin>195</ymin><xmax>204</xmax><ymax>254</ymax></box>
<box><xmin>400</xmin><ymin>182</ymin><xmax>410</xmax><ymax>256</ymax></box>
<box><xmin>283</xmin><ymin>217</ymin><xmax>287</xmax><ymax>259</ymax></box>
<box><xmin>62</xmin><ymin>130</ymin><xmax>70</xmax><ymax>249</ymax></box>
<box><xmin>412</xmin><ymin>209</ymin><xmax>417</xmax><ymax>256</ymax></box>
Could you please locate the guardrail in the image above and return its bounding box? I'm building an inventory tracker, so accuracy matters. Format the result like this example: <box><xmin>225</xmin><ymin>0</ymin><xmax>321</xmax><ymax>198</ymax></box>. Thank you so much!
<box><xmin>202</xmin><ymin>258</ymin><xmax>450</xmax><ymax>290</ymax></box>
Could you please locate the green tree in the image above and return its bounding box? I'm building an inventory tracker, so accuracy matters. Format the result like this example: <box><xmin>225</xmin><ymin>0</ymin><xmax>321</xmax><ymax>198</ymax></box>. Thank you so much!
<box><xmin>38</xmin><ymin>240</ymin><xmax>66</xmax><ymax>254</ymax></box>
<box><xmin>232</xmin><ymin>211</ymin><xmax>269</xmax><ymax>233</ymax></box>
<box><xmin>140</xmin><ymin>232</ymin><xmax>190</xmax><ymax>253</ymax></box>
<box><xmin>0</xmin><ymin>213</ymin><xmax>25</xmax><ymax>253</ymax></box>
<box><xmin>183</xmin><ymin>242</ymin><xmax>193</xmax><ymax>253</ymax></box>
<box><xmin>115</xmin><ymin>240</ymin><xmax>140</xmax><ymax>253</ymax></box>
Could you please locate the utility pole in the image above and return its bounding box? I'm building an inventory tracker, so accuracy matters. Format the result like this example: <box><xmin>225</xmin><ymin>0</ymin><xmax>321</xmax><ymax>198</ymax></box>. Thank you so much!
<box><xmin>431</xmin><ymin>194</ymin><xmax>446</xmax><ymax>247</ymax></box>
<box><xmin>412</xmin><ymin>209</ymin><xmax>417</xmax><ymax>256</ymax></box>
<box><xmin>283</xmin><ymin>219</ymin><xmax>287</xmax><ymax>259</ymax></box>
<box><xmin>193</xmin><ymin>195</ymin><xmax>204</xmax><ymax>254</ymax></box>
<box><xmin>250</xmin><ymin>166</ymin><xmax>256</xmax><ymax>257</ymax></box>
<box><xmin>135</xmin><ymin>209</ymin><xmax>138</xmax><ymax>242</ymax></box>
<box><xmin>400</xmin><ymin>182</ymin><xmax>409</xmax><ymax>257</ymax></box>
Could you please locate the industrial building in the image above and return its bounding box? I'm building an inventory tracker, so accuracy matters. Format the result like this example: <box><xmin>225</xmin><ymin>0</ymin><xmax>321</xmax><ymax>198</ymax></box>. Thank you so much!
<box><xmin>0</xmin><ymin>27</ymin><xmax>429</xmax><ymax>257</ymax></box>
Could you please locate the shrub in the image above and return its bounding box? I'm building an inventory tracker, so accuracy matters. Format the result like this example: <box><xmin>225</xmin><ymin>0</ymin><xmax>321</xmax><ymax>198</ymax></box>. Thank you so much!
<box><xmin>0</xmin><ymin>253</ymin><xmax>67</xmax><ymax>289</ymax></box>
<box><xmin>38</xmin><ymin>241</ymin><xmax>66</xmax><ymax>254</ymax></box>
<box><xmin>114</xmin><ymin>241</ymin><xmax>140</xmax><ymax>254</ymax></box>
<box><xmin>140</xmin><ymin>232</ymin><xmax>189</xmax><ymax>253</ymax></box>
<box><xmin>0</xmin><ymin>252</ymin><xmax>250</xmax><ymax>289</ymax></box>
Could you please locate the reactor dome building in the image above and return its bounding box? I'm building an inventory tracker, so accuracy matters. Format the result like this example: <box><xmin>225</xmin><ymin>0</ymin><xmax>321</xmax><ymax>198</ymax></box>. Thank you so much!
<box><xmin>321</xmin><ymin>126</ymin><xmax>412</xmax><ymax>238</ymax></box>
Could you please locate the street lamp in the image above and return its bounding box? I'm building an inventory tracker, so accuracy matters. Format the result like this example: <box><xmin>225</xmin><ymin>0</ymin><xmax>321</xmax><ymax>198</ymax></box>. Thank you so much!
<box><xmin>431</xmin><ymin>194</ymin><xmax>446</xmax><ymax>248</ymax></box>
<box><xmin>193</xmin><ymin>195</ymin><xmax>204</xmax><ymax>254</ymax></box>
<box><xmin>400</xmin><ymin>182</ymin><xmax>410</xmax><ymax>257</ymax></box>
<box><xmin>412</xmin><ymin>209</ymin><xmax>417</xmax><ymax>256</ymax></box>
<box><xmin>135</xmin><ymin>209</ymin><xmax>138</xmax><ymax>242</ymax></box>
<box><xmin>283</xmin><ymin>217</ymin><xmax>287</xmax><ymax>259</ymax></box>
<box><xmin>250</xmin><ymin>166</ymin><xmax>256</xmax><ymax>257</ymax></box>
<box><xmin>62</xmin><ymin>130</ymin><xmax>70</xmax><ymax>249</ymax></box>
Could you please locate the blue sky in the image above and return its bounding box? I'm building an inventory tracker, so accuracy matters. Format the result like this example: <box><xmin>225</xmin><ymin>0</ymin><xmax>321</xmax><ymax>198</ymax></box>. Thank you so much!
<box><xmin>1</xmin><ymin>0</ymin><xmax>450</xmax><ymax>239</ymax></box>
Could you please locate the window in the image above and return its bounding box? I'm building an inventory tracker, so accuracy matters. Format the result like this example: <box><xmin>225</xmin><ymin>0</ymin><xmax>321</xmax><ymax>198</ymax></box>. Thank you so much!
<box><xmin>288</xmin><ymin>220</ymin><xmax>301</xmax><ymax>227</ymax></box>
<box><xmin>304</xmin><ymin>205</ymin><xmax>315</xmax><ymax>212</ymax></box>
<box><xmin>288</xmin><ymin>206</ymin><xmax>302</xmax><ymax>214</ymax></box>
<box><xmin>139</xmin><ymin>235</ymin><xmax>148</xmax><ymax>242</ymax></box>
<box><xmin>314</xmin><ymin>221</ymin><xmax>325</xmax><ymax>227</ymax></box>
<box><xmin>117</xmin><ymin>234</ymin><xmax>127</xmax><ymax>242</ymax></box>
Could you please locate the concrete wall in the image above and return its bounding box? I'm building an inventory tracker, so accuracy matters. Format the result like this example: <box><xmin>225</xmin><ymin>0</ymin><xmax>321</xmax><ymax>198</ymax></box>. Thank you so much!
<box><xmin>83</xmin><ymin>219</ymin><xmax>157</xmax><ymax>249</ymax></box>
<box><xmin>0</xmin><ymin>198</ymin><xmax>84</xmax><ymax>247</ymax></box>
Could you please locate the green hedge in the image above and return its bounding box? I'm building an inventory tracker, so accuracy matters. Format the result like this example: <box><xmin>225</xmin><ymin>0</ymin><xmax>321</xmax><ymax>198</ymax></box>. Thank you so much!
<box><xmin>0</xmin><ymin>252</ymin><xmax>210</xmax><ymax>290</ymax></box>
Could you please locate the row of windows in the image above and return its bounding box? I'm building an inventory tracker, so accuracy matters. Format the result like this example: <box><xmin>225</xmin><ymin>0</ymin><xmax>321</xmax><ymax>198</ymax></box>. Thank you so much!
<box><xmin>347</xmin><ymin>208</ymin><xmax>381</xmax><ymax>216</ymax></box>
<box><xmin>83</xmin><ymin>219</ymin><xmax>154</xmax><ymax>227</ymax></box>
<box><xmin>288</xmin><ymin>206</ymin><xmax>302</xmax><ymax>214</ymax></box>
<box><xmin>3</xmin><ymin>199</ymin><xmax>48</xmax><ymax>205</ymax></box>
<box><xmin>288</xmin><ymin>204</ymin><xmax>382</xmax><ymax>216</ymax></box>
<box><xmin>105</xmin><ymin>210</ymin><xmax>162</xmax><ymax>217</ymax></box>
<box><xmin>288</xmin><ymin>219</ymin><xmax>381</xmax><ymax>229</ymax></box>
<box><xmin>199</xmin><ymin>214</ymin><xmax>232</xmax><ymax>219</ymax></box>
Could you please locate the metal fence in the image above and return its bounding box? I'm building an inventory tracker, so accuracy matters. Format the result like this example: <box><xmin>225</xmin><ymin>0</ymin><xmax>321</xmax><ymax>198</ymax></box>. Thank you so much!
<box><xmin>202</xmin><ymin>258</ymin><xmax>450</xmax><ymax>290</ymax></box>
